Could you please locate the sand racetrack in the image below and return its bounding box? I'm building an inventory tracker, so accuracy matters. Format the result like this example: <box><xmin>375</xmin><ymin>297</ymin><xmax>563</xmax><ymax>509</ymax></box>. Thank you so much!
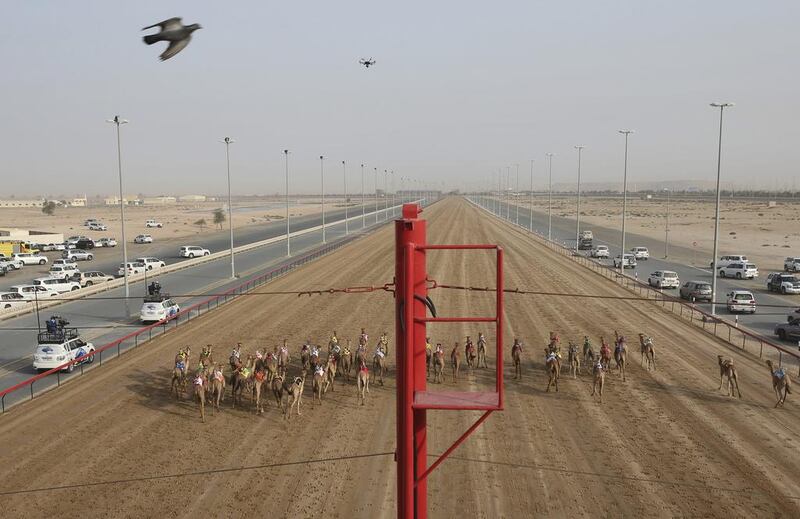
<box><xmin>1</xmin><ymin>197</ymin><xmax>799</xmax><ymax>518</ymax></box>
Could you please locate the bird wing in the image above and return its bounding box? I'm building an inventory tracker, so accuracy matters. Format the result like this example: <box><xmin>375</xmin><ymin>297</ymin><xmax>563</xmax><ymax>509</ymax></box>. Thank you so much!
<box><xmin>142</xmin><ymin>17</ymin><xmax>183</xmax><ymax>31</ymax></box>
<box><xmin>159</xmin><ymin>35</ymin><xmax>191</xmax><ymax>61</ymax></box>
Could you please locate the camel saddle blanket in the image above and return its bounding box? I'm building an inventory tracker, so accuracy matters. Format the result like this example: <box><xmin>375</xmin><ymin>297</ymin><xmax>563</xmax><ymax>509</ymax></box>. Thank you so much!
<box><xmin>241</xmin><ymin>368</ymin><xmax>251</xmax><ymax>378</ymax></box>
<box><xmin>213</xmin><ymin>371</ymin><xmax>224</xmax><ymax>382</ymax></box>
<box><xmin>375</xmin><ymin>350</ymin><xmax>385</xmax><ymax>358</ymax></box>
<box><xmin>546</xmin><ymin>353</ymin><xmax>558</xmax><ymax>363</ymax></box>
<box><xmin>175</xmin><ymin>361</ymin><xmax>185</xmax><ymax>371</ymax></box>
<box><xmin>194</xmin><ymin>377</ymin><xmax>204</xmax><ymax>386</ymax></box>
<box><xmin>359</xmin><ymin>365</ymin><xmax>369</xmax><ymax>373</ymax></box>
<box><xmin>255</xmin><ymin>371</ymin><xmax>266</xmax><ymax>382</ymax></box>
<box><xmin>774</xmin><ymin>368</ymin><xmax>786</xmax><ymax>380</ymax></box>
<box><xmin>315</xmin><ymin>367</ymin><xmax>325</xmax><ymax>376</ymax></box>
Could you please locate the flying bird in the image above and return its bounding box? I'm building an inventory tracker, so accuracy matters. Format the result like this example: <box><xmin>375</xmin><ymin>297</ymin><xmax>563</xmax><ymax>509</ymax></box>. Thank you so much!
<box><xmin>359</xmin><ymin>58</ymin><xmax>376</xmax><ymax>68</ymax></box>
<box><xmin>142</xmin><ymin>17</ymin><xmax>202</xmax><ymax>61</ymax></box>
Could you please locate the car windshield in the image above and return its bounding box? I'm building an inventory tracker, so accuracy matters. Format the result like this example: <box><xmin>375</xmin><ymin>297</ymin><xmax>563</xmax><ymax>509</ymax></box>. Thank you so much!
<box><xmin>664</xmin><ymin>272</ymin><xmax>677</xmax><ymax>278</ymax></box>
<box><xmin>746</xmin><ymin>264</ymin><xmax>757</xmax><ymax>269</ymax></box>
<box><xmin>698</xmin><ymin>284</ymin><xmax>711</xmax><ymax>290</ymax></box>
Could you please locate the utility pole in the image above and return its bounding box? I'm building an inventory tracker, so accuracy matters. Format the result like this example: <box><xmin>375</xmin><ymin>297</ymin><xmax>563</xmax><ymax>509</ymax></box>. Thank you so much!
<box><xmin>709</xmin><ymin>103</ymin><xmax>734</xmax><ymax>316</ymax></box>
<box><xmin>618</xmin><ymin>130</ymin><xmax>634</xmax><ymax>271</ymax></box>
<box><xmin>223</xmin><ymin>137</ymin><xmax>236</xmax><ymax>277</ymax></box>
<box><xmin>574</xmin><ymin>145</ymin><xmax>585</xmax><ymax>251</ymax></box>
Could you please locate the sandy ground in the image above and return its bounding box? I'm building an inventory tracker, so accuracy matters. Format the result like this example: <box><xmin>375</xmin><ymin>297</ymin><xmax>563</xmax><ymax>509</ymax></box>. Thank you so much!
<box><xmin>0</xmin><ymin>197</ymin><xmax>376</xmax><ymax>245</ymax></box>
<box><xmin>0</xmin><ymin>197</ymin><xmax>799</xmax><ymax>518</ymax></box>
<box><xmin>508</xmin><ymin>195</ymin><xmax>800</xmax><ymax>270</ymax></box>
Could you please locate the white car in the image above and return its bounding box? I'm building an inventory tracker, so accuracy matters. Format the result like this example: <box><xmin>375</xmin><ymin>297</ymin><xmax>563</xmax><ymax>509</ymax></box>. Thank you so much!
<box><xmin>97</xmin><ymin>237</ymin><xmax>118</xmax><ymax>247</ymax></box>
<box><xmin>48</xmin><ymin>264</ymin><xmax>80</xmax><ymax>280</ymax></box>
<box><xmin>62</xmin><ymin>250</ymin><xmax>94</xmax><ymax>262</ymax></box>
<box><xmin>630</xmin><ymin>247</ymin><xmax>650</xmax><ymax>260</ymax></box>
<box><xmin>11</xmin><ymin>252</ymin><xmax>48</xmax><ymax>266</ymax></box>
<box><xmin>118</xmin><ymin>262</ymin><xmax>146</xmax><ymax>277</ymax></box>
<box><xmin>34</xmin><ymin>277</ymin><xmax>81</xmax><ymax>293</ymax></box>
<box><xmin>590</xmin><ymin>245</ymin><xmax>609</xmax><ymax>258</ymax></box>
<box><xmin>88</xmin><ymin>223</ymin><xmax>107</xmax><ymax>231</ymax></box>
<box><xmin>134</xmin><ymin>234</ymin><xmax>153</xmax><ymax>244</ymax></box>
<box><xmin>0</xmin><ymin>292</ymin><xmax>28</xmax><ymax>310</ymax></box>
<box><xmin>72</xmin><ymin>271</ymin><xmax>115</xmax><ymax>287</ymax></box>
<box><xmin>179</xmin><ymin>246</ymin><xmax>211</xmax><ymax>258</ymax></box>
<box><xmin>52</xmin><ymin>258</ymin><xmax>78</xmax><ymax>268</ymax></box>
<box><xmin>647</xmin><ymin>270</ymin><xmax>680</xmax><ymax>289</ymax></box>
<box><xmin>140</xmin><ymin>297</ymin><xmax>180</xmax><ymax>323</ymax></box>
<box><xmin>145</xmin><ymin>219</ymin><xmax>163</xmax><ymax>228</ymax></box>
<box><xmin>0</xmin><ymin>257</ymin><xmax>24</xmax><ymax>270</ymax></box>
<box><xmin>33</xmin><ymin>332</ymin><xmax>95</xmax><ymax>373</ymax></box>
<box><xmin>718</xmin><ymin>262</ymin><xmax>758</xmax><ymax>279</ymax></box>
<box><xmin>726</xmin><ymin>290</ymin><xmax>756</xmax><ymax>314</ymax></box>
<box><xmin>613</xmin><ymin>254</ymin><xmax>637</xmax><ymax>269</ymax></box>
<box><xmin>8</xmin><ymin>284</ymin><xmax>59</xmax><ymax>300</ymax></box>
<box><xmin>136</xmin><ymin>257</ymin><xmax>166</xmax><ymax>270</ymax></box>
<box><xmin>40</xmin><ymin>243</ymin><xmax>66</xmax><ymax>252</ymax></box>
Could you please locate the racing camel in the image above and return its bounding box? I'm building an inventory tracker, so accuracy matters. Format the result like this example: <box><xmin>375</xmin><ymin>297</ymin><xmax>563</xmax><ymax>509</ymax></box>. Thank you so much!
<box><xmin>252</xmin><ymin>363</ymin><xmax>268</xmax><ymax>414</ymax></box>
<box><xmin>544</xmin><ymin>349</ymin><xmax>559</xmax><ymax>392</ymax></box>
<box><xmin>277</xmin><ymin>339</ymin><xmax>290</xmax><ymax>378</ymax></box>
<box><xmin>450</xmin><ymin>342</ymin><xmax>462</xmax><ymax>383</ymax></box>
<box><xmin>590</xmin><ymin>359</ymin><xmax>605</xmax><ymax>402</ymax></box>
<box><xmin>209</xmin><ymin>363</ymin><xmax>226</xmax><ymax>413</ymax></box>
<box><xmin>599</xmin><ymin>336</ymin><xmax>612</xmax><ymax>370</ymax></box>
<box><xmin>312</xmin><ymin>365</ymin><xmax>326</xmax><ymax>405</ymax></box>
<box><xmin>231</xmin><ymin>355</ymin><xmax>254</xmax><ymax>409</ymax></box>
<box><xmin>717</xmin><ymin>355</ymin><xmax>742</xmax><ymax>398</ymax></box>
<box><xmin>432</xmin><ymin>345</ymin><xmax>445</xmax><ymax>384</ymax></box>
<box><xmin>199</xmin><ymin>344</ymin><xmax>214</xmax><ymax>371</ymax></box>
<box><xmin>582</xmin><ymin>336</ymin><xmax>592</xmax><ymax>365</ymax></box>
<box><xmin>285</xmin><ymin>376</ymin><xmax>304</xmax><ymax>420</ymax></box>
<box><xmin>567</xmin><ymin>341</ymin><xmax>580</xmax><ymax>378</ymax></box>
<box><xmin>639</xmin><ymin>333</ymin><xmax>656</xmax><ymax>371</ymax></box>
<box><xmin>477</xmin><ymin>333</ymin><xmax>488</xmax><ymax>368</ymax></box>
<box><xmin>766</xmin><ymin>359</ymin><xmax>791</xmax><ymax>407</ymax></box>
<box><xmin>193</xmin><ymin>368</ymin><xmax>208</xmax><ymax>423</ymax></box>
<box><xmin>300</xmin><ymin>341</ymin><xmax>311</xmax><ymax>374</ymax></box>
<box><xmin>373</xmin><ymin>347</ymin><xmax>387</xmax><ymax>386</ymax></box>
<box><xmin>271</xmin><ymin>374</ymin><xmax>285</xmax><ymax>412</ymax></box>
<box><xmin>357</xmin><ymin>360</ymin><xmax>370</xmax><ymax>405</ymax></box>
<box><xmin>511</xmin><ymin>338</ymin><xmax>523</xmax><ymax>379</ymax></box>
<box><xmin>323</xmin><ymin>355</ymin><xmax>338</xmax><ymax>393</ymax></box>
<box><xmin>546</xmin><ymin>333</ymin><xmax>562</xmax><ymax>377</ymax></box>
<box><xmin>171</xmin><ymin>347</ymin><xmax>191</xmax><ymax>400</ymax></box>
<box><xmin>464</xmin><ymin>336</ymin><xmax>477</xmax><ymax>372</ymax></box>
<box><xmin>614</xmin><ymin>334</ymin><xmax>627</xmax><ymax>382</ymax></box>
<box><xmin>341</xmin><ymin>340</ymin><xmax>353</xmax><ymax>381</ymax></box>
<box><xmin>425</xmin><ymin>338</ymin><xmax>433</xmax><ymax>379</ymax></box>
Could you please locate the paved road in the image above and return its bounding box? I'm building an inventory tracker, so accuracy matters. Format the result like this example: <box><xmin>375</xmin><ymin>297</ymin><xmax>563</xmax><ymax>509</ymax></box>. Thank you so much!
<box><xmin>469</xmin><ymin>196</ymin><xmax>800</xmax><ymax>347</ymax></box>
<box><xmin>0</xmin><ymin>198</ymin><xmax>429</xmax><ymax>395</ymax></box>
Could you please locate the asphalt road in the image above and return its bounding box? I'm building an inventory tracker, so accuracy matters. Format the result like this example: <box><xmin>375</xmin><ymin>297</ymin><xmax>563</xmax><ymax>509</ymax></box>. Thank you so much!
<box><xmin>0</xmin><ymin>198</ymin><xmax>428</xmax><ymax>396</ymax></box>
<box><xmin>469</xmin><ymin>196</ymin><xmax>800</xmax><ymax>347</ymax></box>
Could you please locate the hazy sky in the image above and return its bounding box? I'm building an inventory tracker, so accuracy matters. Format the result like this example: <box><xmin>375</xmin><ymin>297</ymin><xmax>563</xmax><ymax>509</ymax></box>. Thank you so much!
<box><xmin>1</xmin><ymin>1</ymin><xmax>798</xmax><ymax>197</ymax></box>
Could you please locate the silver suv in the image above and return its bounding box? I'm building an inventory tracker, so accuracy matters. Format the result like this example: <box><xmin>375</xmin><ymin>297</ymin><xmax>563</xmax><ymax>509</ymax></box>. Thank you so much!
<box><xmin>679</xmin><ymin>281</ymin><xmax>712</xmax><ymax>302</ymax></box>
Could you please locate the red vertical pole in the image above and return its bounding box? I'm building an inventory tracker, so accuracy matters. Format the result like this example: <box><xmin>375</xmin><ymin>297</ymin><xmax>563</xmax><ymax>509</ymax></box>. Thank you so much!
<box><xmin>395</xmin><ymin>203</ymin><xmax>427</xmax><ymax>519</ymax></box>
<box><xmin>496</xmin><ymin>247</ymin><xmax>504</xmax><ymax>409</ymax></box>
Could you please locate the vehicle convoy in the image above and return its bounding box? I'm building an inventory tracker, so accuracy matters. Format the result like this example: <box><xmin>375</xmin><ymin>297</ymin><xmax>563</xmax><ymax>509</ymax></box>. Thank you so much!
<box><xmin>140</xmin><ymin>281</ymin><xmax>180</xmax><ymax>323</ymax></box>
<box><xmin>726</xmin><ymin>290</ymin><xmax>756</xmax><ymax>314</ymax></box>
<box><xmin>32</xmin><ymin>317</ymin><xmax>95</xmax><ymax>373</ymax></box>
<box><xmin>145</xmin><ymin>219</ymin><xmax>163</xmax><ymax>228</ymax></box>
<box><xmin>34</xmin><ymin>277</ymin><xmax>81</xmax><ymax>293</ymax></box>
<box><xmin>679</xmin><ymin>281</ymin><xmax>712</xmax><ymax>302</ymax></box>
<box><xmin>766</xmin><ymin>272</ymin><xmax>800</xmax><ymax>294</ymax></box>
<box><xmin>179</xmin><ymin>246</ymin><xmax>211</xmax><ymax>258</ymax></box>
<box><xmin>647</xmin><ymin>270</ymin><xmax>680</xmax><ymax>289</ymax></box>
<box><xmin>0</xmin><ymin>257</ymin><xmax>24</xmax><ymax>270</ymax></box>
<box><xmin>630</xmin><ymin>246</ymin><xmax>649</xmax><ymax>260</ymax></box>
<box><xmin>48</xmin><ymin>264</ymin><xmax>80</xmax><ymax>280</ymax></box>
<box><xmin>75</xmin><ymin>238</ymin><xmax>95</xmax><ymax>250</ymax></box>
<box><xmin>8</xmin><ymin>285</ymin><xmax>59</xmax><ymax>300</ymax></box>
<box><xmin>613</xmin><ymin>254</ymin><xmax>637</xmax><ymax>269</ymax></box>
<box><xmin>784</xmin><ymin>257</ymin><xmax>800</xmax><ymax>272</ymax></box>
<box><xmin>591</xmin><ymin>245</ymin><xmax>609</xmax><ymax>258</ymax></box>
<box><xmin>718</xmin><ymin>262</ymin><xmax>758</xmax><ymax>279</ymax></box>
<box><xmin>0</xmin><ymin>291</ymin><xmax>28</xmax><ymax>309</ymax></box>
<box><xmin>580</xmin><ymin>230</ymin><xmax>593</xmax><ymax>240</ymax></box>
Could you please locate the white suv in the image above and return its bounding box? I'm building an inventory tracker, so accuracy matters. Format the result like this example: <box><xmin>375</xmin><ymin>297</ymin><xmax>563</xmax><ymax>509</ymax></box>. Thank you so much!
<box><xmin>34</xmin><ymin>277</ymin><xmax>81</xmax><ymax>293</ymax></box>
<box><xmin>145</xmin><ymin>219</ymin><xmax>163</xmax><ymax>228</ymax></box>
<box><xmin>648</xmin><ymin>270</ymin><xmax>680</xmax><ymax>289</ymax></box>
<box><xmin>134</xmin><ymin>234</ymin><xmax>153</xmax><ymax>244</ymax></box>
<box><xmin>118</xmin><ymin>262</ymin><xmax>146</xmax><ymax>277</ymax></box>
<box><xmin>88</xmin><ymin>222</ymin><xmax>107</xmax><ymax>231</ymax></box>
<box><xmin>8</xmin><ymin>285</ymin><xmax>59</xmax><ymax>300</ymax></box>
<box><xmin>136</xmin><ymin>257</ymin><xmax>166</xmax><ymax>270</ymax></box>
<box><xmin>591</xmin><ymin>245</ymin><xmax>609</xmax><ymax>258</ymax></box>
<box><xmin>630</xmin><ymin>247</ymin><xmax>650</xmax><ymax>260</ymax></box>
<box><xmin>33</xmin><ymin>331</ymin><xmax>95</xmax><ymax>373</ymax></box>
<box><xmin>62</xmin><ymin>250</ymin><xmax>94</xmax><ymax>262</ymax></box>
<box><xmin>784</xmin><ymin>257</ymin><xmax>800</xmax><ymax>272</ymax></box>
<box><xmin>613</xmin><ymin>254</ymin><xmax>637</xmax><ymax>269</ymax></box>
<box><xmin>48</xmin><ymin>264</ymin><xmax>80</xmax><ymax>280</ymax></box>
<box><xmin>0</xmin><ymin>292</ymin><xmax>28</xmax><ymax>310</ymax></box>
<box><xmin>12</xmin><ymin>252</ymin><xmax>48</xmax><ymax>266</ymax></box>
<box><xmin>179</xmin><ymin>246</ymin><xmax>211</xmax><ymax>258</ymax></box>
<box><xmin>140</xmin><ymin>297</ymin><xmax>180</xmax><ymax>323</ymax></box>
<box><xmin>718</xmin><ymin>262</ymin><xmax>758</xmax><ymax>279</ymax></box>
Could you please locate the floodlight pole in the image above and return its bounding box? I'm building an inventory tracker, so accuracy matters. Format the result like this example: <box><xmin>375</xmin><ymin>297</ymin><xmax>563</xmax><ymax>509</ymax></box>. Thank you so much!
<box><xmin>284</xmin><ymin>150</ymin><xmax>291</xmax><ymax>256</ymax></box>
<box><xmin>618</xmin><ymin>130</ymin><xmax>634</xmax><ymax>271</ymax></box>
<box><xmin>343</xmin><ymin>161</ymin><xmax>349</xmax><ymax>235</ymax></box>
<box><xmin>320</xmin><ymin>155</ymin><xmax>326</xmax><ymax>243</ymax></box>
<box><xmin>529</xmin><ymin>160</ymin><xmax>534</xmax><ymax>232</ymax></box>
<box><xmin>710</xmin><ymin>102</ymin><xmax>734</xmax><ymax>316</ymax></box>
<box><xmin>574</xmin><ymin>145</ymin><xmax>585</xmax><ymax>251</ymax></box>
<box><xmin>361</xmin><ymin>164</ymin><xmax>366</xmax><ymax>228</ymax></box>
<box><xmin>546</xmin><ymin>153</ymin><xmax>554</xmax><ymax>240</ymax></box>
<box><xmin>107</xmin><ymin>115</ymin><xmax>130</xmax><ymax>316</ymax></box>
<box><xmin>223</xmin><ymin>137</ymin><xmax>236</xmax><ymax>277</ymax></box>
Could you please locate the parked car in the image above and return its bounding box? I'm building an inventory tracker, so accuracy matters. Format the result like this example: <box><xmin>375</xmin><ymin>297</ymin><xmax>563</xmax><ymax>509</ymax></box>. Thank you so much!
<box><xmin>8</xmin><ymin>284</ymin><xmax>59</xmax><ymax>300</ymax></box>
<box><xmin>784</xmin><ymin>257</ymin><xmax>800</xmax><ymax>272</ymax></box>
<box><xmin>726</xmin><ymin>290</ymin><xmax>756</xmax><ymax>314</ymax></box>
<box><xmin>136</xmin><ymin>257</ymin><xmax>166</xmax><ymax>270</ymax></box>
<box><xmin>613</xmin><ymin>254</ymin><xmax>637</xmax><ymax>269</ymax></box>
<box><xmin>679</xmin><ymin>281</ymin><xmax>713</xmax><ymax>302</ymax></box>
<box><xmin>179</xmin><ymin>246</ymin><xmax>211</xmax><ymax>258</ymax></box>
<box><xmin>718</xmin><ymin>262</ymin><xmax>758</xmax><ymax>279</ymax></box>
<box><xmin>62</xmin><ymin>249</ymin><xmax>94</xmax><ymax>262</ymax></box>
<box><xmin>766</xmin><ymin>273</ymin><xmax>800</xmax><ymax>294</ymax></box>
<box><xmin>97</xmin><ymin>237</ymin><xmax>117</xmax><ymax>247</ymax></box>
<box><xmin>52</xmin><ymin>258</ymin><xmax>78</xmax><ymax>268</ymax></box>
<box><xmin>33</xmin><ymin>277</ymin><xmax>81</xmax><ymax>293</ymax></box>
<box><xmin>145</xmin><ymin>219</ymin><xmax>163</xmax><ymax>228</ymax></box>
<box><xmin>48</xmin><ymin>264</ymin><xmax>80</xmax><ymax>280</ymax></box>
<box><xmin>0</xmin><ymin>257</ymin><xmax>24</xmax><ymax>270</ymax></box>
<box><xmin>32</xmin><ymin>328</ymin><xmax>95</xmax><ymax>373</ymax></box>
<box><xmin>65</xmin><ymin>235</ymin><xmax>87</xmax><ymax>246</ymax></box>
<box><xmin>11</xmin><ymin>252</ymin><xmax>48</xmax><ymax>265</ymax></box>
<box><xmin>710</xmin><ymin>255</ymin><xmax>748</xmax><ymax>269</ymax></box>
<box><xmin>140</xmin><ymin>295</ymin><xmax>180</xmax><ymax>323</ymax></box>
<box><xmin>39</xmin><ymin>243</ymin><xmax>66</xmax><ymax>252</ymax></box>
<box><xmin>775</xmin><ymin>317</ymin><xmax>800</xmax><ymax>342</ymax></box>
<box><xmin>71</xmin><ymin>271</ymin><xmax>115</xmax><ymax>287</ymax></box>
<box><xmin>75</xmin><ymin>238</ymin><xmax>96</xmax><ymax>250</ymax></box>
<box><xmin>590</xmin><ymin>245</ymin><xmax>609</xmax><ymax>258</ymax></box>
<box><xmin>134</xmin><ymin>234</ymin><xmax>153</xmax><ymax>244</ymax></box>
<box><xmin>630</xmin><ymin>246</ymin><xmax>650</xmax><ymax>260</ymax></box>
<box><xmin>647</xmin><ymin>270</ymin><xmax>680</xmax><ymax>289</ymax></box>
<box><xmin>88</xmin><ymin>222</ymin><xmax>107</xmax><ymax>231</ymax></box>
<box><xmin>0</xmin><ymin>291</ymin><xmax>28</xmax><ymax>310</ymax></box>
<box><xmin>118</xmin><ymin>262</ymin><xmax>146</xmax><ymax>277</ymax></box>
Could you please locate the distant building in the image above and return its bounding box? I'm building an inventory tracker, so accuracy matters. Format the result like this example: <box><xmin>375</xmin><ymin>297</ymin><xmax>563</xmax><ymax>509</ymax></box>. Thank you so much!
<box><xmin>178</xmin><ymin>195</ymin><xmax>207</xmax><ymax>203</ymax></box>
<box><xmin>70</xmin><ymin>196</ymin><xmax>87</xmax><ymax>207</ymax></box>
<box><xmin>0</xmin><ymin>199</ymin><xmax>45</xmax><ymax>208</ymax></box>
<box><xmin>143</xmin><ymin>196</ymin><xmax>177</xmax><ymax>205</ymax></box>
<box><xmin>0</xmin><ymin>228</ymin><xmax>64</xmax><ymax>245</ymax></box>
<box><xmin>104</xmin><ymin>196</ymin><xmax>142</xmax><ymax>206</ymax></box>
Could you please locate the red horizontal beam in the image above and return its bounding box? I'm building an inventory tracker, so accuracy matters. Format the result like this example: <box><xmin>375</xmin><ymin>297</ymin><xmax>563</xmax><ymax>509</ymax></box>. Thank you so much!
<box><xmin>415</xmin><ymin>317</ymin><xmax>497</xmax><ymax>323</ymax></box>
<box><xmin>420</xmin><ymin>244</ymin><xmax>499</xmax><ymax>250</ymax></box>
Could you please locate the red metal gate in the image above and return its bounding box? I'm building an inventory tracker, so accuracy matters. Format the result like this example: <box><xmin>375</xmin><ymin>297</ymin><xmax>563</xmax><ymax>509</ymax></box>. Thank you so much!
<box><xmin>395</xmin><ymin>203</ymin><xmax>504</xmax><ymax>519</ymax></box>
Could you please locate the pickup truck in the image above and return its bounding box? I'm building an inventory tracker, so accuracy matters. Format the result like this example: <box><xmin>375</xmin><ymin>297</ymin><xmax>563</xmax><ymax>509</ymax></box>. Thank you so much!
<box><xmin>766</xmin><ymin>273</ymin><xmax>800</xmax><ymax>294</ymax></box>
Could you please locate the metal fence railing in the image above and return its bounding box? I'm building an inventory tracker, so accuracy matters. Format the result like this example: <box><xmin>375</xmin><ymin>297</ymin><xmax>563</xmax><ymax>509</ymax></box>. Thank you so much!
<box><xmin>466</xmin><ymin>196</ymin><xmax>800</xmax><ymax>376</ymax></box>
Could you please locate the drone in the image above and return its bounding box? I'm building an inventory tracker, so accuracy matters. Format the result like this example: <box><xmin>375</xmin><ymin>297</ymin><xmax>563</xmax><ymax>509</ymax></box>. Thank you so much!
<box><xmin>359</xmin><ymin>57</ymin><xmax>376</xmax><ymax>68</ymax></box>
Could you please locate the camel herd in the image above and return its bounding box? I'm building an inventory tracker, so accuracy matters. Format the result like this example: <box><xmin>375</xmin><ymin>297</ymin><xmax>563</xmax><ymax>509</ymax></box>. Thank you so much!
<box><xmin>510</xmin><ymin>330</ymin><xmax>792</xmax><ymax>408</ymax></box>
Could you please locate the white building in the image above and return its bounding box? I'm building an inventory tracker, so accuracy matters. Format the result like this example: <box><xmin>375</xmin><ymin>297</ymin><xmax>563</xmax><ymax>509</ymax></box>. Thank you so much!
<box><xmin>0</xmin><ymin>199</ymin><xmax>45</xmax><ymax>208</ymax></box>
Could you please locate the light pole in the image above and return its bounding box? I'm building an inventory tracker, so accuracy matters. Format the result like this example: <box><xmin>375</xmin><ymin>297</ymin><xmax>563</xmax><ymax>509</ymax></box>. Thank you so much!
<box><xmin>546</xmin><ymin>153</ymin><xmax>554</xmax><ymax>240</ymax></box>
<box><xmin>710</xmin><ymin>102</ymin><xmax>734</xmax><ymax>316</ymax></box>
<box><xmin>497</xmin><ymin>169</ymin><xmax>502</xmax><ymax>216</ymax></box>
<box><xmin>222</xmin><ymin>137</ymin><xmax>236</xmax><ymax>278</ymax></box>
<box><xmin>320</xmin><ymin>155</ymin><xmax>326</xmax><ymax>243</ymax></box>
<box><xmin>619</xmin><ymin>130</ymin><xmax>634</xmax><ymax>271</ymax></box>
<box><xmin>515</xmin><ymin>163</ymin><xmax>520</xmax><ymax>225</ymax></box>
<box><xmin>284</xmin><ymin>149</ymin><xmax>291</xmax><ymax>257</ymax></box>
<box><xmin>384</xmin><ymin>169</ymin><xmax>389</xmax><ymax>220</ymax></box>
<box><xmin>529</xmin><ymin>160</ymin><xmax>534</xmax><ymax>232</ymax></box>
<box><xmin>361</xmin><ymin>163</ymin><xmax>365</xmax><ymax>228</ymax></box>
<box><xmin>574</xmin><ymin>145</ymin><xmax>585</xmax><ymax>251</ymax></box>
<box><xmin>106</xmin><ymin>115</ymin><xmax>129</xmax><ymax>316</ymax></box>
<box><xmin>342</xmin><ymin>161</ymin><xmax>348</xmax><ymax>235</ymax></box>
<box><xmin>664</xmin><ymin>187</ymin><xmax>671</xmax><ymax>258</ymax></box>
<box><xmin>505</xmin><ymin>166</ymin><xmax>511</xmax><ymax>220</ymax></box>
<box><xmin>374</xmin><ymin>167</ymin><xmax>378</xmax><ymax>223</ymax></box>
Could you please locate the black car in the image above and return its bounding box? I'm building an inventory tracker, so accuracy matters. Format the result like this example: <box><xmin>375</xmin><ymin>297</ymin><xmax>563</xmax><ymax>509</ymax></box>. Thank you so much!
<box><xmin>75</xmin><ymin>238</ymin><xmax>95</xmax><ymax>250</ymax></box>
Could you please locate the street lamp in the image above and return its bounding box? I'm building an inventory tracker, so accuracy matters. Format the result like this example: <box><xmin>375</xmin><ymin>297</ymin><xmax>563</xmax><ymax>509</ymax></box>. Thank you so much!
<box><xmin>222</xmin><ymin>137</ymin><xmax>236</xmax><ymax>278</ymax></box>
<box><xmin>546</xmin><ymin>153</ymin><xmax>554</xmax><ymax>240</ymax></box>
<box><xmin>618</xmin><ymin>130</ymin><xmax>634</xmax><ymax>271</ymax></box>
<box><xmin>574</xmin><ymin>145</ymin><xmax>585</xmax><ymax>251</ymax></box>
<box><xmin>342</xmin><ymin>161</ymin><xmax>348</xmax><ymax>235</ymax></box>
<box><xmin>284</xmin><ymin>149</ymin><xmax>291</xmax><ymax>257</ymax></box>
<box><xmin>106</xmin><ymin>115</ymin><xmax>130</xmax><ymax>316</ymax></box>
<box><xmin>320</xmin><ymin>155</ymin><xmax>326</xmax><ymax>244</ymax></box>
<box><xmin>361</xmin><ymin>163</ymin><xmax>365</xmax><ymax>228</ymax></box>
<box><xmin>710</xmin><ymin>102</ymin><xmax>734</xmax><ymax>316</ymax></box>
<box><xmin>515</xmin><ymin>163</ymin><xmax>520</xmax><ymax>225</ymax></box>
<box><xmin>505</xmin><ymin>166</ymin><xmax>511</xmax><ymax>220</ymax></box>
<box><xmin>374</xmin><ymin>167</ymin><xmax>378</xmax><ymax>224</ymax></box>
<box><xmin>384</xmin><ymin>169</ymin><xmax>389</xmax><ymax>220</ymax></box>
<box><xmin>529</xmin><ymin>160</ymin><xmax>534</xmax><ymax>232</ymax></box>
<box><xmin>663</xmin><ymin>187</ymin><xmax>671</xmax><ymax>258</ymax></box>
